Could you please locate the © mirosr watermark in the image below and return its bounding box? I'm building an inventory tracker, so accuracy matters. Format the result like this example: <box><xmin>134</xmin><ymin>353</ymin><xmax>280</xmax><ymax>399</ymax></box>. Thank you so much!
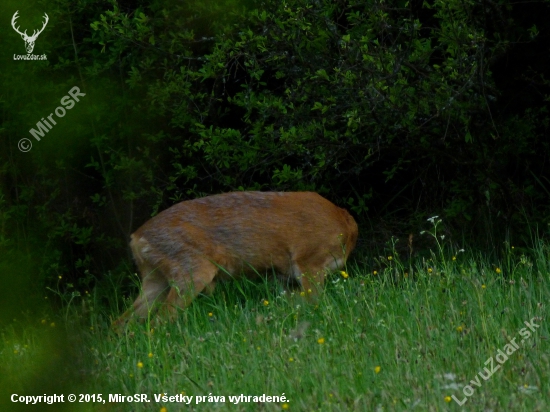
<box><xmin>11</xmin><ymin>10</ymin><xmax>48</xmax><ymax>60</ymax></box>
<box><xmin>452</xmin><ymin>317</ymin><xmax>541</xmax><ymax>406</ymax></box>
<box><xmin>18</xmin><ymin>86</ymin><xmax>86</xmax><ymax>152</ymax></box>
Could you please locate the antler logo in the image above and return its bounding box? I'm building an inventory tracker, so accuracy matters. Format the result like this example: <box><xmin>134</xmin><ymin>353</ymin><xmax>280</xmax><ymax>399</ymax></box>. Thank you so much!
<box><xmin>11</xmin><ymin>11</ymin><xmax>49</xmax><ymax>54</ymax></box>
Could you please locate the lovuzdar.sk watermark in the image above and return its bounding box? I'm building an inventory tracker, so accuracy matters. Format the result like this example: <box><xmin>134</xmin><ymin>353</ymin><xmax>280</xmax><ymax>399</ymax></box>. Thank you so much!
<box><xmin>452</xmin><ymin>317</ymin><xmax>541</xmax><ymax>406</ymax></box>
<box><xmin>11</xmin><ymin>10</ymin><xmax>48</xmax><ymax>61</ymax></box>
<box><xmin>18</xmin><ymin>86</ymin><xmax>86</xmax><ymax>152</ymax></box>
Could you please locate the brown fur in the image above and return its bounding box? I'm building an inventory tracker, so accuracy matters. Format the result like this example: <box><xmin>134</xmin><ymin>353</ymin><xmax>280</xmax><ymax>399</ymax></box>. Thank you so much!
<box><xmin>113</xmin><ymin>191</ymin><xmax>358</xmax><ymax>329</ymax></box>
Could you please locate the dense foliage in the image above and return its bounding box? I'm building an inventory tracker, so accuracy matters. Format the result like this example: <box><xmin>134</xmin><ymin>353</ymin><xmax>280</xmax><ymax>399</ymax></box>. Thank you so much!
<box><xmin>1</xmin><ymin>0</ymin><xmax>549</xmax><ymax>294</ymax></box>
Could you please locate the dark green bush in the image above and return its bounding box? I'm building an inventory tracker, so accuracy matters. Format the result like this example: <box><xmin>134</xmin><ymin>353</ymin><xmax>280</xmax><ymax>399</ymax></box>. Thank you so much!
<box><xmin>1</xmin><ymin>0</ymin><xmax>549</xmax><ymax>297</ymax></box>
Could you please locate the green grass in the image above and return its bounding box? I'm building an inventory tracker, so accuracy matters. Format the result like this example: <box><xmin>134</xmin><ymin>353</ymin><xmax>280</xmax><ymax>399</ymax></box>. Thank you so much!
<box><xmin>2</xmin><ymin>238</ymin><xmax>549</xmax><ymax>411</ymax></box>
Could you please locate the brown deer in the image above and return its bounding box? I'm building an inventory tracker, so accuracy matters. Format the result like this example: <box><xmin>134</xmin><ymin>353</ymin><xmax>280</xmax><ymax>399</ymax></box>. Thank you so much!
<box><xmin>113</xmin><ymin>191</ymin><xmax>358</xmax><ymax>329</ymax></box>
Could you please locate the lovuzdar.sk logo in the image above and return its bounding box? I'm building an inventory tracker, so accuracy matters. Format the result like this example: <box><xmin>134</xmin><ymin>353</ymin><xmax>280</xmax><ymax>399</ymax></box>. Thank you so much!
<box><xmin>11</xmin><ymin>10</ymin><xmax>49</xmax><ymax>61</ymax></box>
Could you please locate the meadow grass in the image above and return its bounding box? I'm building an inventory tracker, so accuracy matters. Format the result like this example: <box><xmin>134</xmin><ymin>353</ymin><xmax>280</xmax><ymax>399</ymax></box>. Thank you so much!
<box><xmin>1</xmin><ymin>235</ymin><xmax>549</xmax><ymax>411</ymax></box>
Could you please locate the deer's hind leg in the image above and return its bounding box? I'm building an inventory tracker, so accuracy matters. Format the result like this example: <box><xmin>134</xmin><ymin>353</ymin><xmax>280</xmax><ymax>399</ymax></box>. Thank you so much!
<box><xmin>112</xmin><ymin>266</ymin><xmax>170</xmax><ymax>331</ymax></box>
<box><xmin>159</xmin><ymin>258</ymin><xmax>219</xmax><ymax>321</ymax></box>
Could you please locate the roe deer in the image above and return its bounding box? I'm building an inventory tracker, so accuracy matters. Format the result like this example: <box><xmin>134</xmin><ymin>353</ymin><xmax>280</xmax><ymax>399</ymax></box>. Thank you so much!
<box><xmin>113</xmin><ymin>191</ymin><xmax>358</xmax><ymax>329</ymax></box>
